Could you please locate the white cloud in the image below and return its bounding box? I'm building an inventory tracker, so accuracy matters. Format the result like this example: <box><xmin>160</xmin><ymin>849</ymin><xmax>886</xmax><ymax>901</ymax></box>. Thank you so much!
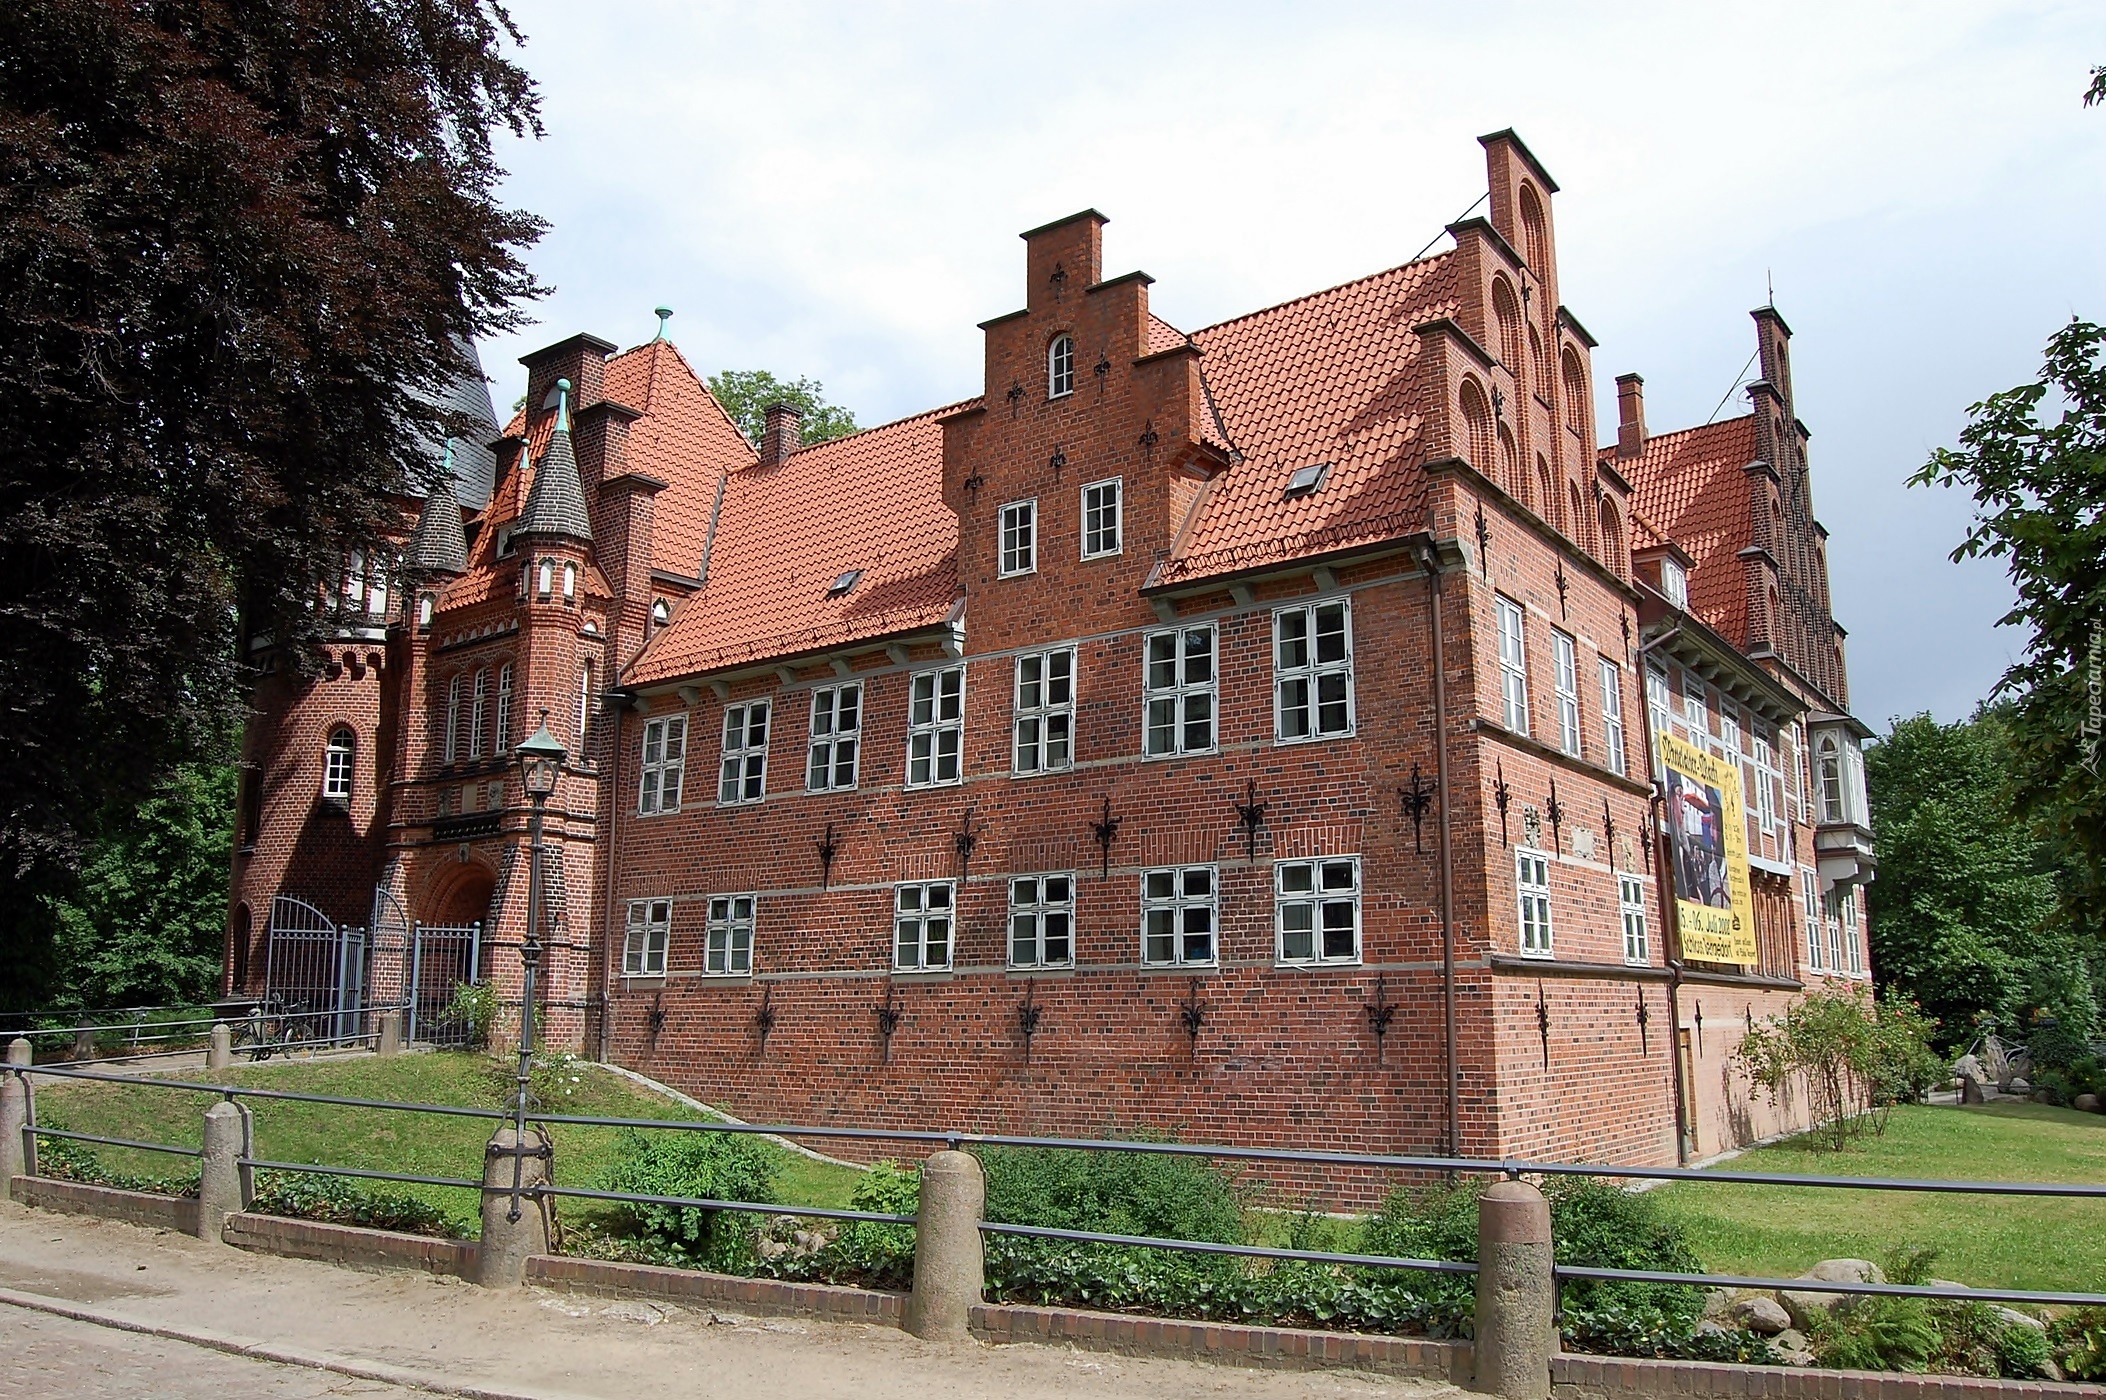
<box><xmin>483</xmin><ymin>0</ymin><xmax>2106</xmax><ymax>725</ymax></box>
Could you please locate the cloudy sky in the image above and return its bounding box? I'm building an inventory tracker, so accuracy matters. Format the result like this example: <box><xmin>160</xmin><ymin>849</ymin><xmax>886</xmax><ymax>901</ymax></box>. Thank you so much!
<box><xmin>481</xmin><ymin>1</ymin><xmax>2105</xmax><ymax>731</ymax></box>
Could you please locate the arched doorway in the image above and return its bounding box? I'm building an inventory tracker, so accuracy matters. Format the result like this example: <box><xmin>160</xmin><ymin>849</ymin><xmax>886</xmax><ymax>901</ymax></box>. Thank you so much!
<box><xmin>411</xmin><ymin>860</ymin><xmax>496</xmax><ymax>1045</ymax></box>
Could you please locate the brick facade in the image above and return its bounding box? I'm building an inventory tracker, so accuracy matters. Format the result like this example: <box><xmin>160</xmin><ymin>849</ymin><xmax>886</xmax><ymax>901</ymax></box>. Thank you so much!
<box><xmin>229</xmin><ymin>130</ymin><xmax>1874</xmax><ymax>1175</ymax></box>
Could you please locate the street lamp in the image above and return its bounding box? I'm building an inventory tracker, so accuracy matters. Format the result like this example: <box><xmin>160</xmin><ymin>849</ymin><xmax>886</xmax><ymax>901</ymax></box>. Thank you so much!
<box><xmin>506</xmin><ymin>711</ymin><xmax>567</xmax><ymax>1222</ymax></box>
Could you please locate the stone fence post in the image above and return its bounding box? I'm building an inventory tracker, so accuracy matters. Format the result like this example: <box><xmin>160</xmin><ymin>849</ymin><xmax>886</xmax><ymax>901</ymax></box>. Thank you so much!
<box><xmin>0</xmin><ymin>1064</ymin><xmax>28</xmax><ymax>1202</ymax></box>
<box><xmin>198</xmin><ymin>1100</ymin><xmax>247</xmax><ymax>1242</ymax></box>
<box><xmin>1472</xmin><ymin>1180</ymin><xmax>1556</xmax><ymax>1399</ymax></box>
<box><xmin>905</xmin><ymin>1148</ymin><xmax>985</xmax><ymax>1342</ymax></box>
<box><xmin>207</xmin><ymin>1023</ymin><xmax>233</xmax><ymax>1071</ymax></box>
<box><xmin>376</xmin><ymin>1009</ymin><xmax>403</xmax><ymax>1058</ymax></box>
<box><xmin>475</xmin><ymin>1126</ymin><xmax>552</xmax><ymax>1287</ymax></box>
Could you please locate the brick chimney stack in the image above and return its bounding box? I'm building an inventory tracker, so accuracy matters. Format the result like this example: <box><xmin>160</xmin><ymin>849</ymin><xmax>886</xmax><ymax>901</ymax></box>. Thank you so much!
<box><xmin>1615</xmin><ymin>373</ymin><xmax>1647</xmax><ymax>460</ymax></box>
<box><xmin>761</xmin><ymin>402</ymin><xmax>802</xmax><ymax>467</ymax></box>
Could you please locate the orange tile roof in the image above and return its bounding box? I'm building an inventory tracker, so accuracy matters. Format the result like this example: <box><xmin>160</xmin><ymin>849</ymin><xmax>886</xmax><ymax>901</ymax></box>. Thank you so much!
<box><xmin>624</xmin><ymin>403</ymin><xmax>973</xmax><ymax>684</ymax></box>
<box><xmin>1155</xmin><ymin>254</ymin><xmax>1457</xmax><ymax>585</ymax></box>
<box><xmin>1612</xmin><ymin>415</ymin><xmax>1759</xmax><ymax>646</ymax></box>
<box><xmin>600</xmin><ymin>340</ymin><xmax>758</xmax><ymax>578</ymax></box>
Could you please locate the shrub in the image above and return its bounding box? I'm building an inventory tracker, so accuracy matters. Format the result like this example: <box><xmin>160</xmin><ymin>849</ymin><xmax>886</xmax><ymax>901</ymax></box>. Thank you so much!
<box><xmin>978</xmin><ymin>1142</ymin><xmax>1248</xmax><ymax>1242</ymax></box>
<box><xmin>596</xmin><ymin>1126</ymin><xmax>778</xmax><ymax>1270</ymax></box>
<box><xmin>1738</xmin><ymin>984</ymin><xmax>1942</xmax><ymax>1147</ymax></box>
<box><xmin>759</xmin><ymin>1159</ymin><xmax>920</xmax><ymax>1290</ymax></box>
<box><xmin>1811</xmin><ymin>1296</ymin><xmax>1937</xmax><ymax>1372</ymax></box>
<box><xmin>442</xmin><ymin>980</ymin><xmax>498</xmax><ymax>1050</ymax></box>
<box><xmin>1991</xmin><ymin>1316</ymin><xmax>2053</xmax><ymax>1380</ymax></box>
<box><xmin>249</xmin><ymin>1168</ymin><xmax>458</xmax><ymax>1237</ymax></box>
<box><xmin>2051</xmin><ymin>1307</ymin><xmax>2106</xmax><ymax>1381</ymax></box>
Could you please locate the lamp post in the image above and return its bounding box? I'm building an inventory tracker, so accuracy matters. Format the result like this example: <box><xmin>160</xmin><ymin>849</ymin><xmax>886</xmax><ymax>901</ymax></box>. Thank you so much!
<box><xmin>508</xmin><ymin>711</ymin><xmax>567</xmax><ymax>1223</ymax></box>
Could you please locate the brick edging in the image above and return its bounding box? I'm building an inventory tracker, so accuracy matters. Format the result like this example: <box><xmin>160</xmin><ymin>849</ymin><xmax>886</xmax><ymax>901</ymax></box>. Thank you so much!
<box><xmin>223</xmin><ymin>1211</ymin><xmax>478</xmax><ymax>1277</ymax></box>
<box><xmin>10</xmin><ymin>1175</ymin><xmax>199</xmax><ymax>1234</ymax></box>
<box><xmin>525</xmin><ymin>1254</ymin><xmax>903</xmax><ymax>1325</ymax></box>
<box><xmin>1553</xmin><ymin>1351</ymin><xmax>2099</xmax><ymax>1399</ymax></box>
<box><xmin>971</xmin><ymin>1301</ymin><xmax>1471</xmax><ymax>1381</ymax></box>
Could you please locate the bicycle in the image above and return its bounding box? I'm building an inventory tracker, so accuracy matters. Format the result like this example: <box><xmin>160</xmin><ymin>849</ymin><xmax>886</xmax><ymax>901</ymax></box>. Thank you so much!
<box><xmin>231</xmin><ymin>997</ymin><xmax>309</xmax><ymax>1062</ymax></box>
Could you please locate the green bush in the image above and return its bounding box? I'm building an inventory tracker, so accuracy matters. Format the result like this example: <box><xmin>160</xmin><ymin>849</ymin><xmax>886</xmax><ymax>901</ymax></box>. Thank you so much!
<box><xmin>33</xmin><ymin>1124</ymin><xmax>198</xmax><ymax>1197</ymax></box>
<box><xmin>1990</xmin><ymin>1315</ymin><xmax>2053</xmax><ymax>1380</ymax></box>
<box><xmin>1812</xmin><ymin>1296</ymin><xmax>1938</xmax><ymax>1372</ymax></box>
<box><xmin>978</xmin><ymin>1143</ymin><xmax>1247</xmax><ymax>1242</ymax></box>
<box><xmin>759</xmin><ymin>1159</ymin><xmax>920</xmax><ymax>1290</ymax></box>
<box><xmin>2051</xmin><ymin>1307</ymin><xmax>2106</xmax><ymax>1381</ymax></box>
<box><xmin>442</xmin><ymin>980</ymin><xmax>499</xmax><ymax>1050</ymax></box>
<box><xmin>249</xmin><ymin>1168</ymin><xmax>459</xmax><ymax>1238</ymax></box>
<box><xmin>597</xmin><ymin>1126</ymin><xmax>778</xmax><ymax>1269</ymax></box>
<box><xmin>1806</xmin><ymin>1247</ymin><xmax>2055</xmax><ymax>1379</ymax></box>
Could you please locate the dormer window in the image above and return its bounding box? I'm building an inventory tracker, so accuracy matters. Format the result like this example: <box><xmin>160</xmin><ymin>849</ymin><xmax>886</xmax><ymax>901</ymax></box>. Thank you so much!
<box><xmin>651</xmin><ymin>598</ymin><xmax>672</xmax><ymax>628</ymax></box>
<box><xmin>1048</xmin><ymin>334</ymin><xmax>1075</xmax><ymax>399</ymax></box>
<box><xmin>1284</xmin><ymin>463</ymin><xmax>1330</xmax><ymax>498</ymax></box>
<box><xmin>828</xmin><ymin>569</ymin><xmax>863</xmax><ymax>597</ymax></box>
<box><xmin>1661</xmin><ymin>558</ymin><xmax>1689</xmax><ymax>610</ymax></box>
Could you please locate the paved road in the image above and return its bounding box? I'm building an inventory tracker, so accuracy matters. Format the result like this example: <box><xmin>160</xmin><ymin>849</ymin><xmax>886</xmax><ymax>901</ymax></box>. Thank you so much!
<box><xmin>0</xmin><ymin>1304</ymin><xmax>419</xmax><ymax>1399</ymax></box>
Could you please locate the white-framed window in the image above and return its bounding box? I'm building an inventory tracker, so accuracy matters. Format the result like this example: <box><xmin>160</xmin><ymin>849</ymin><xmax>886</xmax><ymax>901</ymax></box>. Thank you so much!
<box><xmin>894</xmin><ymin>881</ymin><xmax>954</xmax><ymax>971</ymax></box>
<box><xmin>999</xmin><ymin>499</ymin><xmax>1037</xmax><ymax>577</ymax></box>
<box><xmin>1552</xmin><ymin>630</ymin><xmax>1581</xmax><ymax>756</ymax></box>
<box><xmin>1048</xmin><ymin>333</ymin><xmax>1075</xmax><ymax>399</ymax></box>
<box><xmin>418</xmin><ymin>592</ymin><xmax>435</xmax><ymax>628</ymax></box>
<box><xmin>1008</xmin><ymin>874</ymin><xmax>1074</xmax><ymax>969</ymax></box>
<box><xmin>1682</xmin><ymin>676</ymin><xmax>1709</xmax><ymax>743</ymax></box>
<box><xmin>1142</xmin><ymin>865</ymin><xmax>1217</xmax><ymax>967</ymax></box>
<box><xmin>495</xmin><ymin>664</ymin><xmax>513</xmax><ymax>754</ymax></box>
<box><xmin>1824</xmin><ymin>887</ymin><xmax>1849</xmax><ymax>973</ymax></box>
<box><xmin>1661</xmin><ymin>557</ymin><xmax>1689</xmax><ymax>609</ymax></box>
<box><xmin>562</xmin><ymin>562</ymin><xmax>577</xmax><ymax>599</ymax></box>
<box><xmin>444</xmin><ymin>674</ymin><xmax>462</xmax><ymax>764</ymax></box>
<box><xmin>323</xmin><ymin>728</ymin><xmax>354</xmax><ymax>800</ymax></box>
<box><xmin>1600</xmin><ymin>658</ymin><xmax>1626</xmax><ymax>774</ymax></box>
<box><xmin>1144</xmin><ymin>624</ymin><xmax>1216</xmax><ymax>756</ymax></box>
<box><xmin>718</xmin><ymin>701</ymin><xmax>770</xmax><ymax>805</ymax></box>
<box><xmin>906</xmin><ymin>666</ymin><xmax>965</xmax><ymax>788</ymax></box>
<box><xmin>1802</xmin><ymin>868</ymin><xmax>1824</xmax><ymax>970</ymax></box>
<box><xmin>1517</xmin><ymin>849</ymin><xmax>1552</xmax><ymax>957</ymax></box>
<box><xmin>623</xmin><ymin>899</ymin><xmax>670</xmax><ymax>977</ymax></box>
<box><xmin>638</xmin><ymin>715</ymin><xmax>686</xmax><ymax>815</ymax></box>
<box><xmin>1817</xmin><ymin>734</ymin><xmax>1846</xmax><ymax>824</ymax></box>
<box><xmin>1082</xmin><ymin>477</ymin><xmax>1122</xmax><ymax>558</ymax></box>
<box><xmin>1646</xmin><ymin>663</ymin><xmax>1672</xmax><ymax>749</ymax></box>
<box><xmin>537</xmin><ymin>558</ymin><xmax>554</xmax><ymax>599</ymax></box>
<box><xmin>1719</xmin><ymin>705</ymin><xmax>1743</xmax><ymax>767</ymax></box>
<box><xmin>469</xmin><ymin>668</ymin><xmax>488</xmax><ymax>759</ymax></box>
<box><xmin>1013</xmin><ymin>648</ymin><xmax>1074</xmax><ymax>774</ymax></box>
<box><xmin>1619</xmin><ymin>874</ymin><xmax>1648</xmax><ymax>964</ymax></box>
<box><xmin>705</xmin><ymin>895</ymin><xmax>754</xmax><ymax>976</ymax></box>
<box><xmin>651</xmin><ymin>598</ymin><xmax>672</xmax><ymax>629</ymax></box>
<box><xmin>807</xmin><ymin>683</ymin><xmax>862</xmax><ymax>791</ymax></box>
<box><xmin>1274</xmin><ymin>599</ymin><xmax>1354</xmax><ymax>742</ymax></box>
<box><xmin>1842</xmin><ymin>888</ymin><xmax>1863</xmax><ymax>974</ymax></box>
<box><xmin>1753</xmin><ymin>733</ymin><xmax>1779</xmax><ymax>846</ymax></box>
<box><xmin>1495</xmin><ymin>596</ymin><xmax>1530</xmax><ymax>735</ymax></box>
<box><xmin>1275</xmin><ymin>857</ymin><xmax>1360</xmax><ymax>966</ymax></box>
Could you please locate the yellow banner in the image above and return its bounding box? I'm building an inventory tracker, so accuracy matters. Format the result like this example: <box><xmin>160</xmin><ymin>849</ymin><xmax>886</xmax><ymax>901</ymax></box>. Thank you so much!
<box><xmin>1659</xmin><ymin>732</ymin><xmax>1756</xmax><ymax>965</ymax></box>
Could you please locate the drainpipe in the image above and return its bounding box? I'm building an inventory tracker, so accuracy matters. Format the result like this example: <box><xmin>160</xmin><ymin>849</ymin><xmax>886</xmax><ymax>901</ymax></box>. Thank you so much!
<box><xmin>1637</xmin><ymin>624</ymin><xmax>1690</xmax><ymax>1164</ymax></box>
<box><xmin>1420</xmin><ymin>540</ymin><xmax>1460</xmax><ymax>1161</ymax></box>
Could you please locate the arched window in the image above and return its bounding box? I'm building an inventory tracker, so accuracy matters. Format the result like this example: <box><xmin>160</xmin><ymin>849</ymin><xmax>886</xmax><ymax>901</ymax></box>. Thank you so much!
<box><xmin>1491</xmin><ymin>277</ymin><xmax>1522</xmax><ymax>374</ymax></box>
<box><xmin>323</xmin><ymin>727</ymin><xmax>355</xmax><ymax>800</ymax></box>
<box><xmin>466</xmin><ymin>669</ymin><xmax>487</xmax><ymax>758</ymax></box>
<box><xmin>230</xmin><ymin>904</ymin><xmax>251</xmax><ymax>992</ymax></box>
<box><xmin>1459</xmin><ymin>378</ymin><xmax>1494</xmax><ymax>471</ymax></box>
<box><xmin>1518</xmin><ymin>183</ymin><xmax>1548</xmax><ymax>272</ymax></box>
<box><xmin>536</xmin><ymin>558</ymin><xmax>554</xmax><ymax>599</ymax></box>
<box><xmin>418</xmin><ymin>592</ymin><xmax>435</xmax><ymax>628</ymax></box>
<box><xmin>1535</xmin><ymin>455</ymin><xmax>1555</xmax><ymax>523</ymax></box>
<box><xmin>1817</xmin><ymin>735</ymin><xmax>1845</xmax><ymax>823</ymax></box>
<box><xmin>1598</xmin><ymin>497</ymin><xmax>1625</xmax><ymax>577</ymax></box>
<box><xmin>562</xmin><ymin>562</ymin><xmax>577</xmax><ymax>599</ymax></box>
<box><xmin>1560</xmin><ymin>345</ymin><xmax>1589</xmax><ymax>441</ymax></box>
<box><xmin>444</xmin><ymin>674</ymin><xmax>462</xmax><ymax>764</ymax></box>
<box><xmin>1497</xmin><ymin>425</ymin><xmax>1519</xmax><ymax>499</ymax></box>
<box><xmin>1568</xmin><ymin>482</ymin><xmax>1590</xmax><ymax>551</ymax></box>
<box><xmin>1048</xmin><ymin>334</ymin><xmax>1075</xmax><ymax>399</ymax></box>
<box><xmin>495</xmin><ymin>663</ymin><xmax>513</xmax><ymax>753</ymax></box>
<box><xmin>577</xmin><ymin>660</ymin><xmax>593</xmax><ymax>747</ymax></box>
<box><xmin>651</xmin><ymin>598</ymin><xmax>672</xmax><ymax>629</ymax></box>
<box><xmin>1528</xmin><ymin>325</ymin><xmax>1545</xmax><ymax>401</ymax></box>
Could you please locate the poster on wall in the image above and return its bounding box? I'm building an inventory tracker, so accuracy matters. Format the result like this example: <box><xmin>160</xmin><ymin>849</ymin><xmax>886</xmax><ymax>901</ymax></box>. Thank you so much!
<box><xmin>1658</xmin><ymin>731</ymin><xmax>1757</xmax><ymax>965</ymax></box>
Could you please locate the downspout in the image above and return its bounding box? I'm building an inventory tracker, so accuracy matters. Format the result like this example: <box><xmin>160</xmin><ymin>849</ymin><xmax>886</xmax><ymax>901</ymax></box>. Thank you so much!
<box><xmin>1420</xmin><ymin>540</ymin><xmax>1460</xmax><ymax>1161</ymax></box>
<box><xmin>1637</xmin><ymin>623</ymin><xmax>1690</xmax><ymax>1163</ymax></box>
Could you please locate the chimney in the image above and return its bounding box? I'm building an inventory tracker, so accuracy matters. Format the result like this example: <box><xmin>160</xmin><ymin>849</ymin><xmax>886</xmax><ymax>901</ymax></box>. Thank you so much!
<box><xmin>761</xmin><ymin>402</ymin><xmax>802</xmax><ymax>467</ymax></box>
<box><xmin>1615</xmin><ymin>373</ymin><xmax>1647</xmax><ymax>459</ymax></box>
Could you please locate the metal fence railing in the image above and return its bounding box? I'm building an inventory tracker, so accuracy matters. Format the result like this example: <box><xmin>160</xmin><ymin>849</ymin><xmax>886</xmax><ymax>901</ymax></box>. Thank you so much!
<box><xmin>2</xmin><ymin>1002</ymin><xmax>413</xmax><ymax>1067</ymax></box>
<box><xmin>7</xmin><ymin>1058</ymin><xmax>2105</xmax><ymax>1312</ymax></box>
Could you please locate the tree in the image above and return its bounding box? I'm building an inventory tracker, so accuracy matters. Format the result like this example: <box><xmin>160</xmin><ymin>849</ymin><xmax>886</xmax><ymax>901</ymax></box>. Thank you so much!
<box><xmin>45</xmin><ymin>764</ymin><xmax>236</xmax><ymax>1011</ymax></box>
<box><xmin>706</xmin><ymin>370</ymin><xmax>859</xmax><ymax>448</ymax></box>
<box><xmin>0</xmin><ymin>2</ymin><xmax>545</xmax><ymax>1007</ymax></box>
<box><xmin>1863</xmin><ymin>712</ymin><xmax>2095</xmax><ymax>1042</ymax></box>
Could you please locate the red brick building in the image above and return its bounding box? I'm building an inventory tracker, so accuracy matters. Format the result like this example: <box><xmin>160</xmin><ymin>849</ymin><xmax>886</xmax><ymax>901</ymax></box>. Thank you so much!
<box><xmin>229</xmin><ymin>131</ymin><xmax>1875</xmax><ymax>1168</ymax></box>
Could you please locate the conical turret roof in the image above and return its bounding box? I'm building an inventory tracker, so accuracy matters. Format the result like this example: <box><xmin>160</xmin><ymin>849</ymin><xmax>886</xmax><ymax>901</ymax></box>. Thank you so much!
<box><xmin>406</xmin><ymin>444</ymin><xmax>470</xmax><ymax>575</ymax></box>
<box><xmin>516</xmin><ymin>378</ymin><xmax>594</xmax><ymax>543</ymax></box>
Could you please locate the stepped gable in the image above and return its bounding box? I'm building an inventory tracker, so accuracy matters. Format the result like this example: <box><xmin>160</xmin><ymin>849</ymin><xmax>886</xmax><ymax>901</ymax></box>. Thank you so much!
<box><xmin>1154</xmin><ymin>253</ymin><xmax>1458</xmax><ymax>586</ymax></box>
<box><xmin>625</xmin><ymin>403</ymin><xmax>972</xmax><ymax>685</ymax></box>
<box><xmin>1611</xmin><ymin>414</ymin><xmax>1759</xmax><ymax>644</ymax></box>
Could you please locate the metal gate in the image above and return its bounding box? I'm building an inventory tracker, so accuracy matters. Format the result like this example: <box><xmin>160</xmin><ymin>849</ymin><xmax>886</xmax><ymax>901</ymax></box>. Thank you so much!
<box><xmin>409</xmin><ymin>922</ymin><xmax>482</xmax><ymax>1046</ymax></box>
<box><xmin>264</xmin><ymin>895</ymin><xmax>370</xmax><ymax>1044</ymax></box>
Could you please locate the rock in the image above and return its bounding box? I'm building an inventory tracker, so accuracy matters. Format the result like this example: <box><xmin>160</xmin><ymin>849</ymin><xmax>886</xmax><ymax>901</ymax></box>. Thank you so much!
<box><xmin>2075</xmin><ymin>1092</ymin><xmax>2101</xmax><ymax>1113</ymax></box>
<box><xmin>1997</xmin><ymin>1307</ymin><xmax>2047</xmax><ymax>1332</ymax></box>
<box><xmin>1725</xmin><ymin>1295</ymin><xmax>1793</xmax><ymax>1335</ymax></box>
<box><xmin>1960</xmin><ymin>1075</ymin><xmax>1986</xmax><ymax>1104</ymax></box>
<box><xmin>1952</xmin><ymin>1053</ymin><xmax>1983</xmax><ymax>1082</ymax></box>
<box><xmin>1701</xmin><ymin>1288</ymin><xmax>1734</xmax><ymax>1320</ymax></box>
<box><xmin>1772</xmin><ymin>1328</ymin><xmax>1815</xmax><ymax>1367</ymax></box>
<box><xmin>2009</xmin><ymin>1077</ymin><xmax>2032</xmax><ymax>1095</ymax></box>
<box><xmin>1781</xmin><ymin>1259</ymin><xmax>1883</xmax><ymax>1330</ymax></box>
<box><xmin>2045</xmin><ymin>1358</ymin><xmax>2065</xmax><ymax>1382</ymax></box>
<box><xmin>2031</xmin><ymin>1089</ymin><xmax>2053</xmax><ymax>1104</ymax></box>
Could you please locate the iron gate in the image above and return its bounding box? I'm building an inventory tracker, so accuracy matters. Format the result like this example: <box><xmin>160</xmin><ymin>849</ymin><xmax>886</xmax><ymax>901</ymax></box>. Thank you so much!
<box><xmin>409</xmin><ymin>922</ymin><xmax>482</xmax><ymax>1046</ymax></box>
<box><xmin>264</xmin><ymin>895</ymin><xmax>370</xmax><ymax>1044</ymax></box>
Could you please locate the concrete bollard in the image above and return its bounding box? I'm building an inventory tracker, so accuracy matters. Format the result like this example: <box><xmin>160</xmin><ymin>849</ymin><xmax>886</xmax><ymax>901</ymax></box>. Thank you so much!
<box><xmin>73</xmin><ymin>1028</ymin><xmax>94</xmax><ymax>1061</ymax></box>
<box><xmin>6</xmin><ymin>1037</ymin><xmax>29</xmax><ymax>1067</ymax></box>
<box><xmin>207</xmin><ymin>1023</ymin><xmax>233</xmax><ymax>1071</ymax></box>
<box><xmin>474</xmin><ymin>1126</ymin><xmax>552</xmax><ymax>1287</ymax></box>
<box><xmin>0</xmin><ymin>1071</ymin><xmax>27</xmax><ymax>1201</ymax></box>
<box><xmin>376</xmin><ymin>1009</ymin><xmax>403</xmax><ymax>1058</ymax></box>
<box><xmin>1472</xmin><ymin>1180</ymin><xmax>1556</xmax><ymax>1399</ymax></box>
<box><xmin>905</xmin><ymin>1148</ymin><xmax>986</xmax><ymax>1342</ymax></box>
<box><xmin>198</xmin><ymin>1101</ymin><xmax>247</xmax><ymax>1242</ymax></box>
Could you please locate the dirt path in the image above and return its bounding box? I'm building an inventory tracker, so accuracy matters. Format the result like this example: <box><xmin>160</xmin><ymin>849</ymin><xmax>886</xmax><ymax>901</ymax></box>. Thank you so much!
<box><xmin>0</xmin><ymin>1204</ymin><xmax>1456</xmax><ymax>1400</ymax></box>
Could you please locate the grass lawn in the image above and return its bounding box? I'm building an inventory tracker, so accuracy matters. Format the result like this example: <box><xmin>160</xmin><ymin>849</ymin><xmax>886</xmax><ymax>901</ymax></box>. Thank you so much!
<box><xmin>30</xmin><ymin>1051</ymin><xmax>864</xmax><ymax>1237</ymax></box>
<box><xmin>1648</xmin><ymin>1101</ymin><xmax>2106</xmax><ymax>1293</ymax></box>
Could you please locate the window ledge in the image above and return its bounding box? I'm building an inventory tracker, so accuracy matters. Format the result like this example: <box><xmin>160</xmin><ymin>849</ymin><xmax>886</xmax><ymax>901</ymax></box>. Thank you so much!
<box><xmin>1139</xmin><ymin>964</ymin><xmax>1218</xmax><ymax>976</ymax></box>
<box><xmin>1275</xmin><ymin>958</ymin><xmax>1364</xmax><ymax>971</ymax></box>
<box><xmin>315</xmin><ymin>798</ymin><xmax>351</xmax><ymax>818</ymax></box>
<box><xmin>889</xmin><ymin>968</ymin><xmax>955</xmax><ymax>982</ymax></box>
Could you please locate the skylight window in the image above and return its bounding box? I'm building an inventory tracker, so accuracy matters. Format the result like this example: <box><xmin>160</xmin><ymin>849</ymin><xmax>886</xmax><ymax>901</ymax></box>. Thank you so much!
<box><xmin>1284</xmin><ymin>463</ymin><xmax>1330</xmax><ymax>497</ymax></box>
<box><xmin>828</xmin><ymin>569</ymin><xmax>863</xmax><ymax>597</ymax></box>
